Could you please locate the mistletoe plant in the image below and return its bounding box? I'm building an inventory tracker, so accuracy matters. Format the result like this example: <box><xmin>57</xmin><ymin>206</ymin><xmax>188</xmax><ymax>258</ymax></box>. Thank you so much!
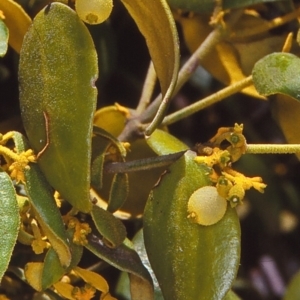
<box><xmin>1</xmin><ymin>0</ymin><xmax>300</xmax><ymax>299</ymax></box>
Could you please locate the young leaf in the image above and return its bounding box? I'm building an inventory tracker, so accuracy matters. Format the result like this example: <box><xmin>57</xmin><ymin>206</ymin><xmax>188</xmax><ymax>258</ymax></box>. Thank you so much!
<box><xmin>107</xmin><ymin>172</ymin><xmax>129</xmax><ymax>213</ymax></box>
<box><xmin>252</xmin><ymin>52</ymin><xmax>300</xmax><ymax>100</ymax></box>
<box><xmin>19</xmin><ymin>3</ymin><xmax>98</xmax><ymax>212</ymax></box>
<box><xmin>0</xmin><ymin>0</ymin><xmax>31</xmax><ymax>53</ymax></box>
<box><xmin>91</xmin><ymin>205</ymin><xmax>127</xmax><ymax>248</ymax></box>
<box><xmin>146</xmin><ymin>128</ymin><xmax>189</xmax><ymax>155</ymax></box>
<box><xmin>252</xmin><ymin>53</ymin><xmax>300</xmax><ymax>155</ymax></box>
<box><xmin>144</xmin><ymin>151</ymin><xmax>241</xmax><ymax>300</ymax></box>
<box><xmin>0</xmin><ymin>169</ymin><xmax>20</xmax><ymax>282</ymax></box>
<box><xmin>0</xmin><ymin>19</ymin><xmax>8</xmax><ymax>57</ymax></box>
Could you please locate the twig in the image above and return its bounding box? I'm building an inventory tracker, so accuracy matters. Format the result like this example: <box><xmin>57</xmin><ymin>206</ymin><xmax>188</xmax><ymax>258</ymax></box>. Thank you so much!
<box><xmin>246</xmin><ymin>144</ymin><xmax>300</xmax><ymax>154</ymax></box>
<box><xmin>136</xmin><ymin>61</ymin><xmax>157</xmax><ymax>114</ymax></box>
<box><xmin>162</xmin><ymin>76</ymin><xmax>253</xmax><ymax>126</ymax></box>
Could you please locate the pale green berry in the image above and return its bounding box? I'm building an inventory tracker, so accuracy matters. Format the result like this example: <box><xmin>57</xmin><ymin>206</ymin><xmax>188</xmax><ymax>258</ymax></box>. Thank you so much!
<box><xmin>75</xmin><ymin>0</ymin><xmax>113</xmax><ymax>25</ymax></box>
<box><xmin>187</xmin><ymin>186</ymin><xmax>227</xmax><ymax>226</ymax></box>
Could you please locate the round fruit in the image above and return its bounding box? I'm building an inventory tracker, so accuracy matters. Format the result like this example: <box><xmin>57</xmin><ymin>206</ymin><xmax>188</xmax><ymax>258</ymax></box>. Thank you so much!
<box><xmin>187</xmin><ymin>186</ymin><xmax>227</xmax><ymax>226</ymax></box>
<box><xmin>75</xmin><ymin>0</ymin><xmax>113</xmax><ymax>25</ymax></box>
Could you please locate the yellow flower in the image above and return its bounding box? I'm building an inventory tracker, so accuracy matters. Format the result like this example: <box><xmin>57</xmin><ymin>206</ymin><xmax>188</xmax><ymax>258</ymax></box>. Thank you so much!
<box><xmin>67</xmin><ymin>217</ymin><xmax>91</xmax><ymax>246</ymax></box>
<box><xmin>72</xmin><ymin>284</ymin><xmax>96</xmax><ymax>300</ymax></box>
<box><xmin>8</xmin><ymin>149</ymin><xmax>36</xmax><ymax>183</ymax></box>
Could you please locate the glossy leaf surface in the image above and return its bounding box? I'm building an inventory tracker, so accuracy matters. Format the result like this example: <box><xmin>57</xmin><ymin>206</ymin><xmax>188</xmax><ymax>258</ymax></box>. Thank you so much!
<box><xmin>13</xmin><ymin>132</ymin><xmax>71</xmax><ymax>267</ymax></box>
<box><xmin>0</xmin><ymin>169</ymin><xmax>20</xmax><ymax>282</ymax></box>
<box><xmin>0</xmin><ymin>0</ymin><xmax>31</xmax><ymax>52</ymax></box>
<box><xmin>144</xmin><ymin>151</ymin><xmax>241</xmax><ymax>300</ymax></box>
<box><xmin>120</xmin><ymin>0</ymin><xmax>179</xmax><ymax>108</ymax></box>
<box><xmin>19</xmin><ymin>3</ymin><xmax>98</xmax><ymax>212</ymax></box>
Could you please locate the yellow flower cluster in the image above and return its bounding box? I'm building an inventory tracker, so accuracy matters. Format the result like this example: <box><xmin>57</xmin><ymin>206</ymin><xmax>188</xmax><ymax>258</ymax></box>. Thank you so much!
<box><xmin>66</xmin><ymin>217</ymin><xmax>92</xmax><ymax>245</ymax></box>
<box><xmin>194</xmin><ymin>124</ymin><xmax>266</xmax><ymax>207</ymax></box>
<box><xmin>8</xmin><ymin>149</ymin><xmax>36</xmax><ymax>183</ymax></box>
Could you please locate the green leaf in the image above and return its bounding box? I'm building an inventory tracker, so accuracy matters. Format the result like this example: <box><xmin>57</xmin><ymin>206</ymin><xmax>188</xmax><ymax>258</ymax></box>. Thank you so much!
<box><xmin>41</xmin><ymin>230</ymin><xmax>83</xmax><ymax>290</ymax></box>
<box><xmin>252</xmin><ymin>53</ymin><xmax>300</xmax><ymax>158</ymax></box>
<box><xmin>85</xmin><ymin>233</ymin><xmax>153</xmax><ymax>297</ymax></box>
<box><xmin>144</xmin><ymin>151</ymin><xmax>241</xmax><ymax>300</ymax></box>
<box><xmin>0</xmin><ymin>169</ymin><xmax>20</xmax><ymax>282</ymax></box>
<box><xmin>252</xmin><ymin>53</ymin><xmax>300</xmax><ymax>100</ymax></box>
<box><xmin>91</xmin><ymin>205</ymin><xmax>127</xmax><ymax>248</ymax></box>
<box><xmin>146</xmin><ymin>129</ymin><xmax>189</xmax><ymax>155</ymax></box>
<box><xmin>284</xmin><ymin>270</ymin><xmax>300</xmax><ymax>300</ymax></box>
<box><xmin>0</xmin><ymin>19</ymin><xmax>8</xmax><ymax>57</ymax></box>
<box><xmin>19</xmin><ymin>3</ymin><xmax>98</xmax><ymax>213</ymax></box>
<box><xmin>167</xmin><ymin>0</ymin><xmax>287</xmax><ymax>13</ymax></box>
<box><xmin>25</xmin><ymin>230</ymin><xmax>83</xmax><ymax>291</ymax></box>
<box><xmin>87</xmin><ymin>233</ymin><xmax>150</xmax><ymax>272</ymax></box>
<box><xmin>107</xmin><ymin>172</ymin><xmax>129</xmax><ymax>213</ymax></box>
<box><xmin>13</xmin><ymin>132</ymin><xmax>71</xmax><ymax>267</ymax></box>
<box><xmin>0</xmin><ymin>0</ymin><xmax>31</xmax><ymax>53</ymax></box>
<box><xmin>120</xmin><ymin>0</ymin><xmax>179</xmax><ymax>125</ymax></box>
<box><xmin>132</xmin><ymin>230</ymin><xmax>164</xmax><ymax>300</ymax></box>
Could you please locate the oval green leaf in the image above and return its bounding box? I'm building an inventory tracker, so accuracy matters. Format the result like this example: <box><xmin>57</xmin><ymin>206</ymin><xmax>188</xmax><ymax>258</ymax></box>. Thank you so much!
<box><xmin>0</xmin><ymin>169</ymin><xmax>20</xmax><ymax>282</ymax></box>
<box><xmin>144</xmin><ymin>150</ymin><xmax>241</xmax><ymax>300</ymax></box>
<box><xmin>19</xmin><ymin>3</ymin><xmax>98</xmax><ymax>213</ymax></box>
<box><xmin>252</xmin><ymin>53</ymin><xmax>300</xmax><ymax>158</ymax></box>
<box><xmin>252</xmin><ymin>53</ymin><xmax>300</xmax><ymax>101</ymax></box>
<box><xmin>146</xmin><ymin>129</ymin><xmax>189</xmax><ymax>155</ymax></box>
<box><xmin>13</xmin><ymin>132</ymin><xmax>71</xmax><ymax>267</ymax></box>
<box><xmin>91</xmin><ymin>205</ymin><xmax>127</xmax><ymax>248</ymax></box>
<box><xmin>107</xmin><ymin>172</ymin><xmax>129</xmax><ymax>213</ymax></box>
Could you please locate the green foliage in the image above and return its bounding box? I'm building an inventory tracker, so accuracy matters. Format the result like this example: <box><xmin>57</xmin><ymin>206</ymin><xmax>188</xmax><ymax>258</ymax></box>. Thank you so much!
<box><xmin>1</xmin><ymin>0</ymin><xmax>300</xmax><ymax>299</ymax></box>
<box><xmin>144</xmin><ymin>150</ymin><xmax>240</xmax><ymax>300</ymax></box>
<box><xmin>0</xmin><ymin>169</ymin><xmax>20</xmax><ymax>282</ymax></box>
<box><xmin>19</xmin><ymin>3</ymin><xmax>98</xmax><ymax>213</ymax></box>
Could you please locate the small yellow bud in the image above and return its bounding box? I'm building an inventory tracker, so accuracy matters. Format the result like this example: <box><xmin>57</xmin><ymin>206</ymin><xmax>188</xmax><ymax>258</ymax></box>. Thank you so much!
<box><xmin>227</xmin><ymin>184</ymin><xmax>245</xmax><ymax>208</ymax></box>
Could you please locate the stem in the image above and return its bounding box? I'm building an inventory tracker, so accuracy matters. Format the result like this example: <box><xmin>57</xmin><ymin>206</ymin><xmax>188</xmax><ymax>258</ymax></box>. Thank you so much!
<box><xmin>231</xmin><ymin>7</ymin><xmax>300</xmax><ymax>41</ymax></box>
<box><xmin>144</xmin><ymin>26</ymin><xmax>224</xmax><ymax>136</ymax></box>
<box><xmin>104</xmin><ymin>151</ymin><xmax>185</xmax><ymax>173</ymax></box>
<box><xmin>162</xmin><ymin>76</ymin><xmax>253</xmax><ymax>126</ymax></box>
<box><xmin>246</xmin><ymin>144</ymin><xmax>300</xmax><ymax>154</ymax></box>
<box><xmin>144</xmin><ymin>9</ymin><xmax>244</xmax><ymax>136</ymax></box>
<box><xmin>136</xmin><ymin>62</ymin><xmax>157</xmax><ymax>114</ymax></box>
<box><xmin>0</xmin><ymin>144</ymin><xmax>19</xmax><ymax>162</ymax></box>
